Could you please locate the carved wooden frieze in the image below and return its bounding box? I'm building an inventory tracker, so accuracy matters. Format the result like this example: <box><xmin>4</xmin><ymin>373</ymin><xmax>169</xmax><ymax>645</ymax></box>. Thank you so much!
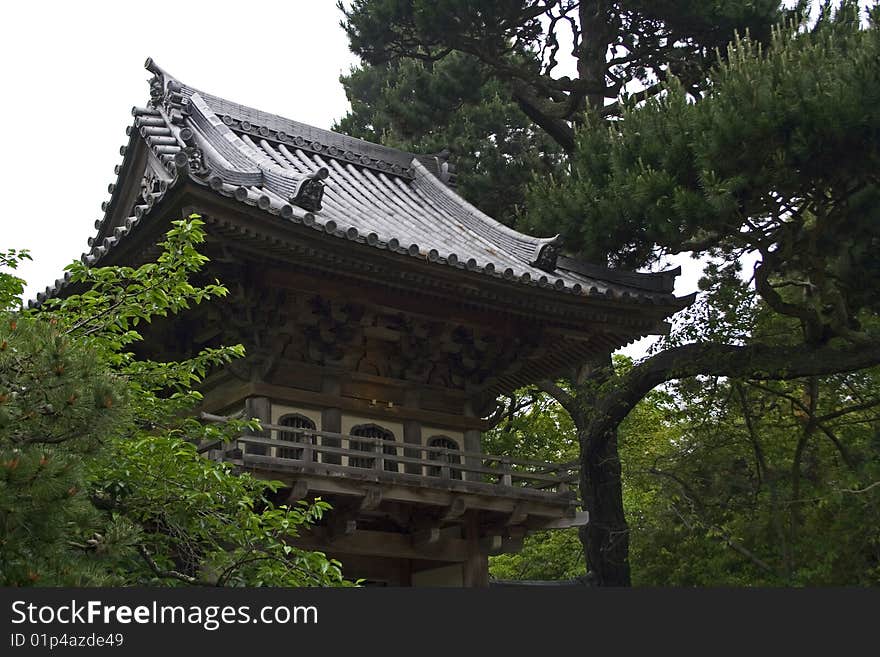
<box><xmin>180</xmin><ymin>274</ymin><xmax>543</xmax><ymax>393</ymax></box>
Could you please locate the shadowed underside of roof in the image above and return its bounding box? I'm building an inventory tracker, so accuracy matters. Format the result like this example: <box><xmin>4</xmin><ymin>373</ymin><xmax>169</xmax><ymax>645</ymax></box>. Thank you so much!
<box><xmin>32</xmin><ymin>58</ymin><xmax>689</xmax><ymax>314</ymax></box>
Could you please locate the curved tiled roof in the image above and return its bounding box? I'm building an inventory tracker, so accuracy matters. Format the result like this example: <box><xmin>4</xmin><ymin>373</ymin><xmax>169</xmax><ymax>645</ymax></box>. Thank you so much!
<box><xmin>31</xmin><ymin>58</ymin><xmax>688</xmax><ymax>312</ymax></box>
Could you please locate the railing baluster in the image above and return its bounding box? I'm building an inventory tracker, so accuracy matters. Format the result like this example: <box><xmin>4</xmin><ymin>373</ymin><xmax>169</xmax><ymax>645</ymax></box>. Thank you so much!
<box><xmin>440</xmin><ymin>448</ymin><xmax>451</xmax><ymax>480</ymax></box>
<box><xmin>500</xmin><ymin>457</ymin><xmax>512</xmax><ymax>487</ymax></box>
<box><xmin>374</xmin><ymin>437</ymin><xmax>384</xmax><ymax>472</ymax></box>
<box><xmin>206</xmin><ymin>420</ymin><xmax>580</xmax><ymax>497</ymax></box>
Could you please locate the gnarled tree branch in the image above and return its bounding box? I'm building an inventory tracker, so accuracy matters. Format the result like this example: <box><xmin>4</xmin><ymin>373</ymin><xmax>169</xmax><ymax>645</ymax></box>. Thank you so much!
<box><xmin>584</xmin><ymin>339</ymin><xmax>880</xmax><ymax>456</ymax></box>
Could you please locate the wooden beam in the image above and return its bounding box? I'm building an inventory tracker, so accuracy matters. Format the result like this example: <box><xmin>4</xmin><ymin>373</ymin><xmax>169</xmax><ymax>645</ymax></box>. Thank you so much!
<box><xmin>329</xmin><ymin>515</ymin><xmax>358</xmax><ymax>542</ymax></box>
<box><xmin>293</xmin><ymin>528</ymin><xmax>468</xmax><ymax>562</ymax></box>
<box><xmin>252</xmin><ymin>382</ymin><xmax>488</xmax><ymax>431</ymax></box>
<box><xmin>238</xmin><ymin>461</ymin><xmax>576</xmax><ymax>518</ymax></box>
<box><xmin>358</xmin><ymin>486</ymin><xmax>383</xmax><ymax>512</ymax></box>
<box><xmin>480</xmin><ymin>535</ymin><xmax>503</xmax><ymax>554</ymax></box>
<box><xmin>411</xmin><ymin>527</ymin><xmax>441</xmax><ymax>547</ymax></box>
<box><xmin>441</xmin><ymin>496</ymin><xmax>467</xmax><ymax>523</ymax></box>
<box><xmin>506</xmin><ymin>503</ymin><xmax>529</xmax><ymax>526</ymax></box>
<box><xmin>382</xmin><ymin>501</ymin><xmax>413</xmax><ymax>529</ymax></box>
<box><xmin>286</xmin><ymin>480</ymin><xmax>309</xmax><ymax>504</ymax></box>
<box><xmin>534</xmin><ymin>510</ymin><xmax>590</xmax><ymax>529</ymax></box>
<box><xmin>499</xmin><ymin>526</ymin><xmax>526</xmax><ymax>555</ymax></box>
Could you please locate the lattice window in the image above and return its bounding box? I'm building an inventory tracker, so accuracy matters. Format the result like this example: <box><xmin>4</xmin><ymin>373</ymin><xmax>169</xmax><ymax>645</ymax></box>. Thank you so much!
<box><xmin>276</xmin><ymin>413</ymin><xmax>317</xmax><ymax>461</ymax></box>
<box><xmin>426</xmin><ymin>435</ymin><xmax>463</xmax><ymax>480</ymax></box>
<box><xmin>349</xmin><ymin>424</ymin><xmax>398</xmax><ymax>472</ymax></box>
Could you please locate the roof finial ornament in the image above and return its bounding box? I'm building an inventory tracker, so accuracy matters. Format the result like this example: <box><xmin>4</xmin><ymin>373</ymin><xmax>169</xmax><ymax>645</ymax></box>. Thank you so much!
<box><xmin>290</xmin><ymin>167</ymin><xmax>329</xmax><ymax>212</ymax></box>
<box><xmin>145</xmin><ymin>57</ymin><xmax>165</xmax><ymax>109</ymax></box>
<box><xmin>170</xmin><ymin>127</ymin><xmax>211</xmax><ymax>180</ymax></box>
<box><xmin>434</xmin><ymin>148</ymin><xmax>456</xmax><ymax>186</ymax></box>
<box><xmin>530</xmin><ymin>235</ymin><xmax>564</xmax><ymax>272</ymax></box>
<box><xmin>143</xmin><ymin>57</ymin><xmax>190</xmax><ymax>125</ymax></box>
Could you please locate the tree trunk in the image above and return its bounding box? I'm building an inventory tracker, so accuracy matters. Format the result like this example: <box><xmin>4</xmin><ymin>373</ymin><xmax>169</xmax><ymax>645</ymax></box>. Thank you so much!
<box><xmin>579</xmin><ymin>423</ymin><xmax>631</xmax><ymax>586</ymax></box>
<box><xmin>565</xmin><ymin>352</ymin><xmax>632</xmax><ymax>587</ymax></box>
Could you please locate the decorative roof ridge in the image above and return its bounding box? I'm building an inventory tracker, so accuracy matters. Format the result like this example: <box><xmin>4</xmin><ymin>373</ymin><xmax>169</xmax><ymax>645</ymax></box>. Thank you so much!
<box><xmin>144</xmin><ymin>58</ymin><xmax>463</xmax><ymax>190</ymax></box>
<box><xmin>144</xmin><ymin>59</ymin><xmax>328</xmax><ymax>212</ymax></box>
<box><xmin>557</xmin><ymin>255</ymin><xmax>681</xmax><ymax>294</ymax></box>
<box><xmin>413</xmin><ymin>149</ymin><xmax>457</xmax><ymax>187</ymax></box>
<box><xmin>409</xmin><ymin>159</ymin><xmax>560</xmax><ymax>268</ymax></box>
<box><xmin>184</xmin><ymin>92</ymin><xmax>328</xmax><ymax>212</ymax></box>
<box><xmin>142</xmin><ymin>55</ymin><xmax>419</xmax><ymax>180</ymax></box>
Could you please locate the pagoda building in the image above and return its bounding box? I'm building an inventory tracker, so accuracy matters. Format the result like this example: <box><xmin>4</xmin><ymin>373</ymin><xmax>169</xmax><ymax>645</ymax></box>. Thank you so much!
<box><xmin>35</xmin><ymin>59</ymin><xmax>689</xmax><ymax>586</ymax></box>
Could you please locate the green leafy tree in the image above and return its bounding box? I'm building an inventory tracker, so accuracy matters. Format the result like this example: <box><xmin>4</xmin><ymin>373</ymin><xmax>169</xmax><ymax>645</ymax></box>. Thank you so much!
<box><xmin>340</xmin><ymin>0</ymin><xmax>795</xmax><ymax>151</ymax></box>
<box><xmin>0</xmin><ymin>249</ymin><xmax>30</xmax><ymax>309</ymax></box>
<box><xmin>617</xmin><ymin>264</ymin><xmax>880</xmax><ymax>585</ymax></box>
<box><xmin>483</xmin><ymin>388</ymin><xmax>584</xmax><ymax>581</ymax></box>
<box><xmin>0</xmin><ymin>218</ymin><xmax>349</xmax><ymax>586</ymax></box>
<box><xmin>526</xmin><ymin>4</ymin><xmax>880</xmax><ymax>585</ymax></box>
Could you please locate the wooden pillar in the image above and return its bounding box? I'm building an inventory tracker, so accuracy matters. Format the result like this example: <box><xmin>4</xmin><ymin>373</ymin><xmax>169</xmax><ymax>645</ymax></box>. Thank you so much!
<box><xmin>463</xmin><ymin>429</ymin><xmax>482</xmax><ymax>483</ymax></box>
<box><xmin>462</xmin><ymin>511</ymin><xmax>489</xmax><ymax>588</ymax></box>
<box><xmin>462</xmin><ymin>400</ymin><xmax>483</xmax><ymax>483</ymax></box>
<box><xmin>403</xmin><ymin>420</ymin><xmax>423</xmax><ymax>475</ymax></box>
<box><xmin>402</xmin><ymin>389</ymin><xmax>422</xmax><ymax>475</ymax></box>
<box><xmin>244</xmin><ymin>396</ymin><xmax>271</xmax><ymax>456</ymax></box>
<box><xmin>398</xmin><ymin>559</ymin><xmax>413</xmax><ymax>587</ymax></box>
<box><xmin>321</xmin><ymin>376</ymin><xmax>342</xmax><ymax>464</ymax></box>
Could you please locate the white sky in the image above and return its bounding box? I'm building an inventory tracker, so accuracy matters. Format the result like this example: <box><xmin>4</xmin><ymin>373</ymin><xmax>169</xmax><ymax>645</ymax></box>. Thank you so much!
<box><xmin>1</xmin><ymin>1</ymin><xmax>358</xmax><ymax>301</ymax></box>
<box><xmin>0</xmin><ymin>0</ymin><xmax>702</xmax><ymax>359</ymax></box>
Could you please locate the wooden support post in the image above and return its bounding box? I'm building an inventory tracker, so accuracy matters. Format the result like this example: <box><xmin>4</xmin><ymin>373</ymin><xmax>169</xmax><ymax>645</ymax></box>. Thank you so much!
<box><xmin>480</xmin><ymin>535</ymin><xmax>503</xmax><ymax>555</ymax></box>
<box><xmin>556</xmin><ymin>465</ymin><xmax>568</xmax><ymax>496</ymax></box>
<box><xmin>244</xmin><ymin>396</ymin><xmax>271</xmax><ymax>456</ymax></box>
<box><xmin>319</xmin><ymin>376</ymin><xmax>342</xmax><ymax>465</ymax></box>
<box><xmin>329</xmin><ymin>515</ymin><xmax>357</xmax><ymax>542</ymax></box>
<box><xmin>287</xmin><ymin>480</ymin><xmax>309</xmax><ymax>504</ymax></box>
<box><xmin>441</xmin><ymin>497</ymin><xmax>467</xmax><ymax>523</ymax></box>
<box><xmin>502</xmin><ymin>527</ymin><xmax>526</xmax><ymax>554</ymax></box>
<box><xmin>373</xmin><ymin>439</ymin><xmax>384</xmax><ymax>472</ymax></box>
<box><xmin>463</xmin><ymin>428</ymin><xmax>482</xmax><ymax>483</ymax></box>
<box><xmin>320</xmin><ymin>409</ymin><xmax>342</xmax><ymax>465</ymax></box>
<box><xmin>462</xmin><ymin>511</ymin><xmax>488</xmax><ymax>588</ymax></box>
<box><xmin>358</xmin><ymin>487</ymin><xmax>383</xmax><ymax>512</ymax></box>
<box><xmin>398</xmin><ymin>560</ymin><xmax>413</xmax><ymax>587</ymax></box>
<box><xmin>411</xmin><ymin>527</ymin><xmax>441</xmax><ymax>547</ymax></box>
<box><xmin>506</xmin><ymin>502</ymin><xmax>528</xmax><ymax>526</ymax></box>
<box><xmin>440</xmin><ymin>448</ymin><xmax>451</xmax><ymax>480</ymax></box>
<box><xmin>403</xmin><ymin>419</ymin><xmax>423</xmax><ymax>476</ymax></box>
<box><xmin>499</xmin><ymin>457</ymin><xmax>513</xmax><ymax>487</ymax></box>
<box><xmin>320</xmin><ymin>379</ymin><xmax>342</xmax><ymax>465</ymax></box>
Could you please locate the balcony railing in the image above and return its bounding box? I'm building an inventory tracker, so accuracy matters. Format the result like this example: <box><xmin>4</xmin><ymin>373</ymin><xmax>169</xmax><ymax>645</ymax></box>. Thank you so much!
<box><xmin>207</xmin><ymin>422</ymin><xmax>578</xmax><ymax>501</ymax></box>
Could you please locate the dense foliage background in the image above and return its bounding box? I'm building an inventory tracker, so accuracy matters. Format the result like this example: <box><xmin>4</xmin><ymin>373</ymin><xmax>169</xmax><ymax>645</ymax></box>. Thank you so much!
<box><xmin>0</xmin><ymin>219</ymin><xmax>349</xmax><ymax>586</ymax></box>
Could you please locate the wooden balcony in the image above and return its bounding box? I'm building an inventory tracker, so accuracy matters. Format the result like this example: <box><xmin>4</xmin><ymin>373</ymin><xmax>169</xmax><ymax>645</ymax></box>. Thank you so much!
<box><xmin>203</xmin><ymin>422</ymin><xmax>582</xmax><ymax>529</ymax></box>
